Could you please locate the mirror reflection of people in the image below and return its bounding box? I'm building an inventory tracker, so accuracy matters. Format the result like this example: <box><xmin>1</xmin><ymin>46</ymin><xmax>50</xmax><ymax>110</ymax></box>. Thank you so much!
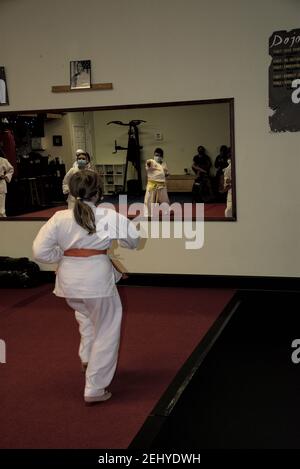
<box><xmin>223</xmin><ymin>149</ymin><xmax>232</xmax><ymax>218</ymax></box>
<box><xmin>192</xmin><ymin>146</ymin><xmax>214</xmax><ymax>202</ymax></box>
<box><xmin>144</xmin><ymin>147</ymin><xmax>170</xmax><ymax>216</ymax></box>
<box><xmin>33</xmin><ymin>170</ymin><xmax>140</xmax><ymax>405</ymax></box>
<box><xmin>192</xmin><ymin>145</ymin><xmax>212</xmax><ymax>176</ymax></box>
<box><xmin>215</xmin><ymin>145</ymin><xmax>229</xmax><ymax>174</ymax></box>
<box><xmin>0</xmin><ymin>148</ymin><xmax>14</xmax><ymax>217</ymax></box>
<box><xmin>63</xmin><ymin>149</ymin><xmax>95</xmax><ymax>209</ymax></box>
<box><xmin>0</xmin><ymin>78</ymin><xmax>7</xmax><ymax>104</ymax></box>
<box><xmin>214</xmin><ymin>145</ymin><xmax>229</xmax><ymax>201</ymax></box>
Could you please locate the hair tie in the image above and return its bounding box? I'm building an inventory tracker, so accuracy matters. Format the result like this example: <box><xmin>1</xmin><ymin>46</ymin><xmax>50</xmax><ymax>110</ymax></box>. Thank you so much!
<box><xmin>76</xmin><ymin>197</ymin><xmax>82</xmax><ymax>200</ymax></box>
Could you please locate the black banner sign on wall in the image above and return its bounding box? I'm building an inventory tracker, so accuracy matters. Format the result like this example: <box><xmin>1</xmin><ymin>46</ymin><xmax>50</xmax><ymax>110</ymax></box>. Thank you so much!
<box><xmin>269</xmin><ymin>29</ymin><xmax>300</xmax><ymax>132</ymax></box>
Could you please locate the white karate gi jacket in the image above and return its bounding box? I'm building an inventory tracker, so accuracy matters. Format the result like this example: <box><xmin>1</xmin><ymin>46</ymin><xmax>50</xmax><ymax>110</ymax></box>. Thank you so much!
<box><xmin>223</xmin><ymin>162</ymin><xmax>232</xmax><ymax>201</ymax></box>
<box><xmin>145</xmin><ymin>159</ymin><xmax>168</xmax><ymax>183</ymax></box>
<box><xmin>0</xmin><ymin>157</ymin><xmax>14</xmax><ymax>193</ymax></box>
<box><xmin>33</xmin><ymin>203</ymin><xmax>139</xmax><ymax>299</ymax></box>
<box><xmin>62</xmin><ymin>163</ymin><xmax>95</xmax><ymax>195</ymax></box>
<box><xmin>223</xmin><ymin>161</ymin><xmax>232</xmax><ymax>217</ymax></box>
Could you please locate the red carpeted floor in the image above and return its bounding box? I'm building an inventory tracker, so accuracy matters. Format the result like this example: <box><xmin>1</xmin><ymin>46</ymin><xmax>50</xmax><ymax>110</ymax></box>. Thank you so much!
<box><xmin>0</xmin><ymin>285</ymin><xmax>52</xmax><ymax>314</ymax></box>
<box><xmin>0</xmin><ymin>285</ymin><xmax>235</xmax><ymax>448</ymax></box>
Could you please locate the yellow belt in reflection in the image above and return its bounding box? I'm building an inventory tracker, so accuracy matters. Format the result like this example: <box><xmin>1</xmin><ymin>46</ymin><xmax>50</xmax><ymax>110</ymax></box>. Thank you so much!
<box><xmin>146</xmin><ymin>180</ymin><xmax>166</xmax><ymax>203</ymax></box>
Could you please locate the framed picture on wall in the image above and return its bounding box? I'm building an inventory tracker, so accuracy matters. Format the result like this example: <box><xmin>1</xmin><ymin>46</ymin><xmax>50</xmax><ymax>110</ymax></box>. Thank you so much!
<box><xmin>0</xmin><ymin>66</ymin><xmax>9</xmax><ymax>105</ymax></box>
<box><xmin>53</xmin><ymin>135</ymin><xmax>63</xmax><ymax>146</ymax></box>
<box><xmin>70</xmin><ymin>60</ymin><xmax>91</xmax><ymax>90</ymax></box>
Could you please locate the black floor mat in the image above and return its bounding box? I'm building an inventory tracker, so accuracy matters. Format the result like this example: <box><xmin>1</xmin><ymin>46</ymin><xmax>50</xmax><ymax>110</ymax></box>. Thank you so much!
<box><xmin>151</xmin><ymin>291</ymin><xmax>300</xmax><ymax>449</ymax></box>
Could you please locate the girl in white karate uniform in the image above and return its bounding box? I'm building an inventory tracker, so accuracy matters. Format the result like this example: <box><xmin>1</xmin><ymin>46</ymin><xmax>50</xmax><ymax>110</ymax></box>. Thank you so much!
<box><xmin>223</xmin><ymin>153</ymin><xmax>232</xmax><ymax>218</ymax></box>
<box><xmin>144</xmin><ymin>148</ymin><xmax>170</xmax><ymax>216</ymax></box>
<box><xmin>0</xmin><ymin>149</ymin><xmax>14</xmax><ymax>217</ymax></box>
<box><xmin>62</xmin><ymin>150</ymin><xmax>97</xmax><ymax>209</ymax></box>
<box><xmin>33</xmin><ymin>170</ymin><xmax>139</xmax><ymax>404</ymax></box>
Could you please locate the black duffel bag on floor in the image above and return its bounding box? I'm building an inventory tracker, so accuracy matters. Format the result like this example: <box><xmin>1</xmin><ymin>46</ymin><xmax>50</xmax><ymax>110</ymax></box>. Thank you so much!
<box><xmin>0</xmin><ymin>256</ymin><xmax>40</xmax><ymax>288</ymax></box>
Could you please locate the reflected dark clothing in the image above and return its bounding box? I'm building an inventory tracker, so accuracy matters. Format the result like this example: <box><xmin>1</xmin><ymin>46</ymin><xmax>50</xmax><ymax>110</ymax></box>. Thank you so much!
<box><xmin>192</xmin><ymin>153</ymin><xmax>213</xmax><ymax>202</ymax></box>
<box><xmin>214</xmin><ymin>155</ymin><xmax>229</xmax><ymax>174</ymax></box>
<box><xmin>192</xmin><ymin>154</ymin><xmax>212</xmax><ymax>174</ymax></box>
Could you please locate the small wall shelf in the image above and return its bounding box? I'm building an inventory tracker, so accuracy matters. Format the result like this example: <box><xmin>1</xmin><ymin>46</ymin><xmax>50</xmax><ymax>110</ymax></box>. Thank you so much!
<box><xmin>96</xmin><ymin>164</ymin><xmax>125</xmax><ymax>195</ymax></box>
<box><xmin>51</xmin><ymin>83</ymin><xmax>113</xmax><ymax>93</ymax></box>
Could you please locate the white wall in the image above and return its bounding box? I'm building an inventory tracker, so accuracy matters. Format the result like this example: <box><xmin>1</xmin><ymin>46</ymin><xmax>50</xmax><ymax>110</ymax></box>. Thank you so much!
<box><xmin>1</xmin><ymin>0</ymin><xmax>300</xmax><ymax>277</ymax></box>
<box><xmin>91</xmin><ymin>102</ymin><xmax>230</xmax><ymax>172</ymax></box>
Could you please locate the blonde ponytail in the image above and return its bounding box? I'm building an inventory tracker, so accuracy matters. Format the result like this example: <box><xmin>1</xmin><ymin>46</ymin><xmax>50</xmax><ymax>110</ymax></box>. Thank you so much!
<box><xmin>68</xmin><ymin>170</ymin><xmax>102</xmax><ymax>234</ymax></box>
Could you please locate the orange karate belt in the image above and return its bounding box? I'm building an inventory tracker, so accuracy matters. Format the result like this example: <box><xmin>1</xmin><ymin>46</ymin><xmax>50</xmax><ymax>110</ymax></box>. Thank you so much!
<box><xmin>64</xmin><ymin>248</ymin><xmax>107</xmax><ymax>257</ymax></box>
<box><xmin>63</xmin><ymin>248</ymin><xmax>128</xmax><ymax>279</ymax></box>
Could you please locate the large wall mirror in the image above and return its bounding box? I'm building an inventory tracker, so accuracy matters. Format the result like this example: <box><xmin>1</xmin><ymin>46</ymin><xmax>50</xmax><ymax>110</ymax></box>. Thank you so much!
<box><xmin>0</xmin><ymin>98</ymin><xmax>236</xmax><ymax>221</ymax></box>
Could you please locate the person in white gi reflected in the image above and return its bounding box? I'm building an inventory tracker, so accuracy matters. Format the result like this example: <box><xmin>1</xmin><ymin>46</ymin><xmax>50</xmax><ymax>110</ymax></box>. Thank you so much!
<box><xmin>0</xmin><ymin>148</ymin><xmax>14</xmax><ymax>217</ymax></box>
<box><xmin>33</xmin><ymin>170</ymin><xmax>140</xmax><ymax>405</ymax></box>
<box><xmin>62</xmin><ymin>149</ymin><xmax>96</xmax><ymax>209</ymax></box>
<box><xmin>0</xmin><ymin>78</ymin><xmax>7</xmax><ymax>104</ymax></box>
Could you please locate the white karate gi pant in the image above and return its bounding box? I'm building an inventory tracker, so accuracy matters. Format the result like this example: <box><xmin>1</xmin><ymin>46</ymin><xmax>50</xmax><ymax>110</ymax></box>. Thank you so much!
<box><xmin>0</xmin><ymin>193</ymin><xmax>6</xmax><ymax>217</ymax></box>
<box><xmin>225</xmin><ymin>188</ymin><xmax>232</xmax><ymax>218</ymax></box>
<box><xmin>144</xmin><ymin>186</ymin><xmax>170</xmax><ymax>216</ymax></box>
<box><xmin>66</xmin><ymin>294</ymin><xmax>122</xmax><ymax>398</ymax></box>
